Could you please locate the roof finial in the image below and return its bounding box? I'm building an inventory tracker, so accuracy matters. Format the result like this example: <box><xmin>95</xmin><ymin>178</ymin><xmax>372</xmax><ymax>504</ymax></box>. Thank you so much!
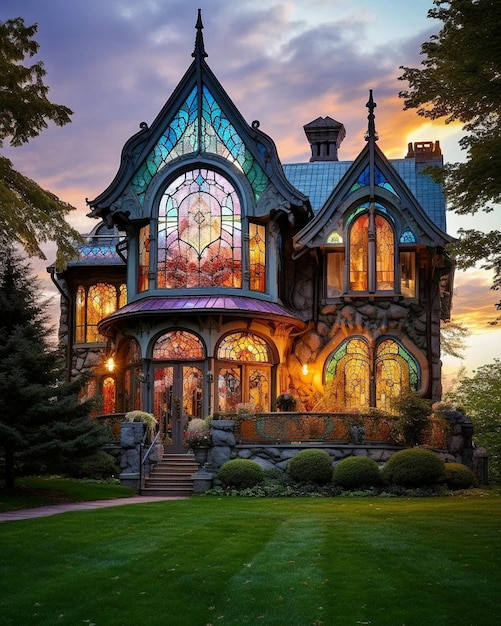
<box><xmin>192</xmin><ymin>9</ymin><xmax>208</xmax><ymax>59</ymax></box>
<box><xmin>365</xmin><ymin>89</ymin><xmax>378</xmax><ymax>142</ymax></box>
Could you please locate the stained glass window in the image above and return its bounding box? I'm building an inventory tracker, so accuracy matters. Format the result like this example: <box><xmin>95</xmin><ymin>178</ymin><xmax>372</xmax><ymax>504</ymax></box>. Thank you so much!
<box><xmin>325</xmin><ymin>337</ymin><xmax>420</xmax><ymax>412</ymax></box>
<box><xmin>217</xmin><ymin>332</ymin><xmax>271</xmax><ymax>362</ymax></box>
<box><xmin>349</xmin><ymin>214</ymin><xmax>369</xmax><ymax>291</ymax></box>
<box><xmin>75</xmin><ymin>283</ymin><xmax>127</xmax><ymax>343</ymax></box>
<box><xmin>375</xmin><ymin>339</ymin><xmax>419</xmax><ymax>412</ymax></box>
<box><xmin>102</xmin><ymin>376</ymin><xmax>116</xmax><ymax>414</ymax></box>
<box><xmin>131</xmin><ymin>84</ymin><xmax>268</xmax><ymax>205</ymax></box>
<box><xmin>400</xmin><ymin>228</ymin><xmax>416</xmax><ymax>243</ymax></box>
<box><xmin>249</xmin><ymin>223</ymin><xmax>266</xmax><ymax>292</ymax></box>
<box><xmin>153</xmin><ymin>330</ymin><xmax>205</xmax><ymax>360</ymax></box>
<box><xmin>138</xmin><ymin>225</ymin><xmax>150</xmax><ymax>292</ymax></box>
<box><xmin>348</xmin><ymin>212</ymin><xmax>394</xmax><ymax>293</ymax></box>
<box><xmin>375</xmin><ymin>215</ymin><xmax>394</xmax><ymax>290</ymax></box>
<box><xmin>124</xmin><ymin>337</ymin><xmax>141</xmax><ymax>363</ymax></box>
<box><xmin>157</xmin><ymin>168</ymin><xmax>242</xmax><ymax>289</ymax></box>
<box><xmin>348</xmin><ymin>165</ymin><xmax>397</xmax><ymax>196</ymax></box>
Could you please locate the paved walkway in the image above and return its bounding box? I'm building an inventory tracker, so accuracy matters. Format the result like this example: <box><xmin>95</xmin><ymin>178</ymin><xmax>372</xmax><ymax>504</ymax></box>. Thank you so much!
<box><xmin>0</xmin><ymin>496</ymin><xmax>185</xmax><ymax>522</ymax></box>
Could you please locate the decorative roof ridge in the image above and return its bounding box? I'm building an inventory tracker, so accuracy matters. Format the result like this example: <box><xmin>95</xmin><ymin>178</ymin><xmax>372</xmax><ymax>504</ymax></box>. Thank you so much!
<box><xmin>192</xmin><ymin>8</ymin><xmax>208</xmax><ymax>60</ymax></box>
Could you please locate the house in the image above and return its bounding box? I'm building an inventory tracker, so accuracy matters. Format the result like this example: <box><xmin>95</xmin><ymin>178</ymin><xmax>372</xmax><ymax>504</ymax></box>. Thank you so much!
<box><xmin>50</xmin><ymin>11</ymin><xmax>454</xmax><ymax>455</ymax></box>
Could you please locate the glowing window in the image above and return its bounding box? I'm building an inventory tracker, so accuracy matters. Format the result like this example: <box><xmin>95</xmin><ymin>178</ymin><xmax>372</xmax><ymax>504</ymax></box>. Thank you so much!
<box><xmin>153</xmin><ymin>331</ymin><xmax>205</xmax><ymax>360</ymax></box>
<box><xmin>249</xmin><ymin>223</ymin><xmax>266</xmax><ymax>292</ymax></box>
<box><xmin>157</xmin><ymin>169</ymin><xmax>242</xmax><ymax>289</ymax></box>
<box><xmin>217</xmin><ymin>332</ymin><xmax>271</xmax><ymax>363</ymax></box>
<box><xmin>75</xmin><ymin>283</ymin><xmax>127</xmax><ymax>343</ymax></box>
<box><xmin>326</xmin><ymin>253</ymin><xmax>344</xmax><ymax>297</ymax></box>
<box><xmin>400</xmin><ymin>251</ymin><xmax>416</xmax><ymax>298</ymax></box>
<box><xmin>102</xmin><ymin>376</ymin><xmax>116</xmax><ymax>414</ymax></box>
<box><xmin>348</xmin><ymin>212</ymin><xmax>394</xmax><ymax>293</ymax></box>
<box><xmin>325</xmin><ymin>337</ymin><xmax>420</xmax><ymax>412</ymax></box>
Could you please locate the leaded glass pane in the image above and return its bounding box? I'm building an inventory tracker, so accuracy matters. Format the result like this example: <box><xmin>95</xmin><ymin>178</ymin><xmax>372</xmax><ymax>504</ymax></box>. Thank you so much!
<box><xmin>375</xmin><ymin>215</ymin><xmax>394</xmax><ymax>290</ymax></box>
<box><xmin>217</xmin><ymin>332</ymin><xmax>271</xmax><ymax>363</ymax></box>
<box><xmin>138</xmin><ymin>225</ymin><xmax>150</xmax><ymax>292</ymax></box>
<box><xmin>348</xmin><ymin>165</ymin><xmax>397</xmax><ymax>196</ymax></box>
<box><xmin>349</xmin><ymin>215</ymin><xmax>368</xmax><ymax>291</ymax></box>
<box><xmin>375</xmin><ymin>339</ymin><xmax>419</xmax><ymax>412</ymax></box>
<box><xmin>86</xmin><ymin>283</ymin><xmax>117</xmax><ymax>342</ymax></box>
<box><xmin>400</xmin><ymin>251</ymin><xmax>416</xmax><ymax>298</ymax></box>
<box><xmin>153</xmin><ymin>330</ymin><xmax>205</xmax><ymax>360</ymax></box>
<box><xmin>325</xmin><ymin>338</ymin><xmax>370</xmax><ymax>410</ymax></box>
<box><xmin>218</xmin><ymin>367</ymin><xmax>242</xmax><ymax>412</ymax></box>
<box><xmin>157</xmin><ymin>168</ymin><xmax>242</xmax><ymax>288</ymax></box>
<box><xmin>125</xmin><ymin>338</ymin><xmax>141</xmax><ymax>364</ymax></box>
<box><xmin>327</xmin><ymin>252</ymin><xmax>344</xmax><ymax>297</ymax></box>
<box><xmin>75</xmin><ymin>286</ymin><xmax>85</xmax><ymax>343</ymax></box>
<box><xmin>182</xmin><ymin>365</ymin><xmax>204</xmax><ymax>418</ymax></box>
<box><xmin>201</xmin><ymin>85</ymin><xmax>268</xmax><ymax>202</ymax></box>
<box><xmin>119</xmin><ymin>283</ymin><xmax>127</xmax><ymax>307</ymax></box>
<box><xmin>248</xmin><ymin>366</ymin><xmax>270</xmax><ymax>412</ymax></box>
<box><xmin>326</xmin><ymin>231</ymin><xmax>343</xmax><ymax>243</ymax></box>
<box><xmin>102</xmin><ymin>376</ymin><xmax>116</xmax><ymax>414</ymax></box>
<box><xmin>131</xmin><ymin>88</ymin><xmax>199</xmax><ymax>204</ymax></box>
<box><xmin>400</xmin><ymin>228</ymin><xmax>416</xmax><ymax>243</ymax></box>
<box><xmin>249</xmin><ymin>223</ymin><xmax>266</xmax><ymax>292</ymax></box>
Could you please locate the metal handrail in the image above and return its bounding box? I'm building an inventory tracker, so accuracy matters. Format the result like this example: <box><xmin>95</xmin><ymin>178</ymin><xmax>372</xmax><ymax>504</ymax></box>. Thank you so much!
<box><xmin>139</xmin><ymin>429</ymin><xmax>162</xmax><ymax>492</ymax></box>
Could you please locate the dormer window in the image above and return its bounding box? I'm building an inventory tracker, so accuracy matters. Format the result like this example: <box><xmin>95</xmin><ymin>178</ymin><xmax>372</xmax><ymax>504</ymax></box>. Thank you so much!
<box><xmin>325</xmin><ymin>204</ymin><xmax>417</xmax><ymax>299</ymax></box>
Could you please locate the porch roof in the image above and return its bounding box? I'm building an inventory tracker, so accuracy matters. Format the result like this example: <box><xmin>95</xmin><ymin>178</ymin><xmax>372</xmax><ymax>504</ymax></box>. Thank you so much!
<box><xmin>98</xmin><ymin>295</ymin><xmax>306</xmax><ymax>333</ymax></box>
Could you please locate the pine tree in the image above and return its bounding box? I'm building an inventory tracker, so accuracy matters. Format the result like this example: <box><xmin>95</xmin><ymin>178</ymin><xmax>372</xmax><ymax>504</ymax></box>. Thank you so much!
<box><xmin>0</xmin><ymin>245</ymin><xmax>105</xmax><ymax>488</ymax></box>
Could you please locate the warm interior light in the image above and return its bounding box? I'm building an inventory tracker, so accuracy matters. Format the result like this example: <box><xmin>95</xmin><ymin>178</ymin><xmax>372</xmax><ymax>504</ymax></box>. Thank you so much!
<box><xmin>302</xmin><ymin>363</ymin><xmax>309</xmax><ymax>376</ymax></box>
<box><xmin>105</xmin><ymin>357</ymin><xmax>115</xmax><ymax>372</ymax></box>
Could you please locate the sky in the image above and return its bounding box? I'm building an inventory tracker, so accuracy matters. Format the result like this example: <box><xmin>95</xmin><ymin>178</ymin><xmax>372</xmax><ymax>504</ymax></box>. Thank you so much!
<box><xmin>2</xmin><ymin>0</ymin><xmax>500</xmax><ymax>387</ymax></box>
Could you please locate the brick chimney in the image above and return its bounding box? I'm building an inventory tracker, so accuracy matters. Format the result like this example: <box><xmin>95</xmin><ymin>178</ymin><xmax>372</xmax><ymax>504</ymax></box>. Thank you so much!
<box><xmin>303</xmin><ymin>116</ymin><xmax>346</xmax><ymax>162</ymax></box>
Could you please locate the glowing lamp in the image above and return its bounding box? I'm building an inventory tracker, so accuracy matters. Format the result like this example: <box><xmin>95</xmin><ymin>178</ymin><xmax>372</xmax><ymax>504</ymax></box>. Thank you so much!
<box><xmin>302</xmin><ymin>363</ymin><xmax>309</xmax><ymax>376</ymax></box>
<box><xmin>105</xmin><ymin>357</ymin><xmax>115</xmax><ymax>372</ymax></box>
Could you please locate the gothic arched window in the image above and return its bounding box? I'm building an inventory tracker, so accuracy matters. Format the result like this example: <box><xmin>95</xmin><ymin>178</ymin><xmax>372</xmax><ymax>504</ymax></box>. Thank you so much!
<box><xmin>349</xmin><ymin>212</ymin><xmax>394</xmax><ymax>292</ymax></box>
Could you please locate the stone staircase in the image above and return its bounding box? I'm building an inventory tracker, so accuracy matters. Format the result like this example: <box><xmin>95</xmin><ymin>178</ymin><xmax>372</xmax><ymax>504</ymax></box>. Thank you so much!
<box><xmin>141</xmin><ymin>453</ymin><xmax>200</xmax><ymax>496</ymax></box>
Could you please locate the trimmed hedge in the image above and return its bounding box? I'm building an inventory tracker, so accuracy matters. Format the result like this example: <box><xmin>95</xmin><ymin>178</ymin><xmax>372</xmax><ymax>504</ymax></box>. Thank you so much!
<box><xmin>288</xmin><ymin>449</ymin><xmax>333</xmax><ymax>484</ymax></box>
<box><xmin>444</xmin><ymin>463</ymin><xmax>479</xmax><ymax>490</ymax></box>
<box><xmin>218</xmin><ymin>459</ymin><xmax>264</xmax><ymax>489</ymax></box>
<box><xmin>333</xmin><ymin>456</ymin><xmax>383</xmax><ymax>489</ymax></box>
<box><xmin>381</xmin><ymin>448</ymin><xmax>445</xmax><ymax>488</ymax></box>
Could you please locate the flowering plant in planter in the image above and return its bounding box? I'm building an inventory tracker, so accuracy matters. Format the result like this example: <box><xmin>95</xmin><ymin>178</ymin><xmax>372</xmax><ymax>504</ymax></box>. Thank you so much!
<box><xmin>124</xmin><ymin>410</ymin><xmax>158</xmax><ymax>440</ymax></box>
<box><xmin>183</xmin><ymin>418</ymin><xmax>212</xmax><ymax>449</ymax></box>
<box><xmin>276</xmin><ymin>392</ymin><xmax>296</xmax><ymax>411</ymax></box>
<box><xmin>235</xmin><ymin>402</ymin><xmax>256</xmax><ymax>420</ymax></box>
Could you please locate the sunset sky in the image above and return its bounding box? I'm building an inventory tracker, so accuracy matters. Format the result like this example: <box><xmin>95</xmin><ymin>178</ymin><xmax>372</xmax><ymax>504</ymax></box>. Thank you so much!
<box><xmin>2</xmin><ymin>0</ymin><xmax>500</xmax><ymax>386</ymax></box>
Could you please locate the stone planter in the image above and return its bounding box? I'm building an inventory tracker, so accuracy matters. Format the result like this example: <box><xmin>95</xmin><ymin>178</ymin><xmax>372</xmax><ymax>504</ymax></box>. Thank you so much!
<box><xmin>193</xmin><ymin>447</ymin><xmax>209</xmax><ymax>465</ymax></box>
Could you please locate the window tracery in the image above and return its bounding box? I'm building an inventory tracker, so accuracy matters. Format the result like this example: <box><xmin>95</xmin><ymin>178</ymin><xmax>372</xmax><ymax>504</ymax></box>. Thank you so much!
<box><xmin>153</xmin><ymin>331</ymin><xmax>205</xmax><ymax>360</ymax></box>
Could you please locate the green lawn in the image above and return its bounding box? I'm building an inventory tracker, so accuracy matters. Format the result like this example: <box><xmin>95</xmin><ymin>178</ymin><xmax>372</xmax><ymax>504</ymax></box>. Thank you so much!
<box><xmin>1</xmin><ymin>495</ymin><xmax>500</xmax><ymax>625</ymax></box>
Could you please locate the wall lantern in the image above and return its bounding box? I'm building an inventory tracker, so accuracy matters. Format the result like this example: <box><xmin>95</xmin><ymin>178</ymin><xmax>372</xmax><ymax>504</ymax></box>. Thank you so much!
<box><xmin>105</xmin><ymin>356</ymin><xmax>115</xmax><ymax>373</ymax></box>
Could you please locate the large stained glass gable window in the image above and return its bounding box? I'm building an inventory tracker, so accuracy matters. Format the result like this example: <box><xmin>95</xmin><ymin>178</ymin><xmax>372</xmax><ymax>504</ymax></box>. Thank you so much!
<box><xmin>157</xmin><ymin>168</ymin><xmax>242</xmax><ymax>289</ymax></box>
<box><xmin>153</xmin><ymin>330</ymin><xmax>205</xmax><ymax>360</ymax></box>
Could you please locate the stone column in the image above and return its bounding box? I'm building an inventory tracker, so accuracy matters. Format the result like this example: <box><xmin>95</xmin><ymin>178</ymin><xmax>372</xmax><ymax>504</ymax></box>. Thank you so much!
<box><xmin>119</xmin><ymin>422</ymin><xmax>145</xmax><ymax>490</ymax></box>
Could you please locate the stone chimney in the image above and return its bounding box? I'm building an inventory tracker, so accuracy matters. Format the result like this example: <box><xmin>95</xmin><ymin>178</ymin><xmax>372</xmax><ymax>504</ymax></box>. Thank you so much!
<box><xmin>303</xmin><ymin>116</ymin><xmax>346</xmax><ymax>162</ymax></box>
<box><xmin>405</xmin><ymin>140</ymin><xmax>443</xmax><ymax>162</ymax></box>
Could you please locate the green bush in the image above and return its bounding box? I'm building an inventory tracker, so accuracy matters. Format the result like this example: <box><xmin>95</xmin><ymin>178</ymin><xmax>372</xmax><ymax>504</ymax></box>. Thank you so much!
<box><xmin>333</xmin><ymin>456</ymin><xmax>383</xmax><ymax>489</ymax></box>
<box><xmin>217</xmin><ymin>459</ymin><xmax>264</xmax><ymax>489</ymax></box>
<box><xmin>444</xmin><ymin>463</ymin><xmax>478</xmax><ymax>490</ymax></box>
<box><xmin>392</xmin><ymin>390</ymin><xmax>431</xmax><ymax>446</ymax></box>
<box><xmin>288</xmin><ymin>449</ymin><xmax>333</xmax><ymax>485</ymax></box>
<box><xmin>381</xmin><ymin>448</ymin><xmax>445</xmax><ymax>488</ymax></box>
<box><xmin>70</xmin><ymin>450</ymin><xmax>119</xmax><ymax>480</ymax></box>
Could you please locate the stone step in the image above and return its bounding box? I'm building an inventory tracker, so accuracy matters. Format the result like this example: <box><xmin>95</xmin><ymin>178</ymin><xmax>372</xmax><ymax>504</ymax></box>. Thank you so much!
<box><xmin>141</xmin><ymin>453</ymin><xmax>200</xmax><ymax>496</ymax></box>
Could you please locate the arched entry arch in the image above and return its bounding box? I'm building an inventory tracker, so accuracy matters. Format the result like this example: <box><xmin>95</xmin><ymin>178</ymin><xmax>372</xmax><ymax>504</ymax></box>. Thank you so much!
<box><xmin>151</xmin><ymin>329</ymin><xmax>206</xmax><ymax>451</ymax></box>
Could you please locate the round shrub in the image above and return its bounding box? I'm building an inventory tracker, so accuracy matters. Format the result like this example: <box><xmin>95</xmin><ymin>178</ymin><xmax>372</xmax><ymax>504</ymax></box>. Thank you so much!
<box><xmin>70</xmin><ymin>450</ymin><xmax>119</xmax><ymax>479</ymax></box>
<box><xmin>444</xmin><ymin>463</ymin><xmax>478</xmax><ymax>490</ymax></box>
<box><xmin>288</xmin><ymin>449</ymin><xmax>333</xmax><ymax>485</ymax></box>
<box><xmin>333</xmin><ymin>456</ymin><xmax>383</xmax><ymax>489</ymax></box>
<box><xmin>218</xmin><ymin>459</ymin><xmax>264</xmax><ymax>489</ymax></box>
<box><xmin>381</xmin><ymin>448</ymin><xmax>445</xmax><ymax>488</ymax></box>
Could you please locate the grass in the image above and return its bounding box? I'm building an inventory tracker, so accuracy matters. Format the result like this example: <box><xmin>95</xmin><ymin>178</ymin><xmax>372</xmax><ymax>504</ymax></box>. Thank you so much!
<box><xmin>0</xmin><ymin>476</ymin><xmax>135</xmax><ymax>511</ymax></box>
<box><xmin>0</xmin><ymin>494</ymin><xmax>500</xmax><ymax>625</ymax></box>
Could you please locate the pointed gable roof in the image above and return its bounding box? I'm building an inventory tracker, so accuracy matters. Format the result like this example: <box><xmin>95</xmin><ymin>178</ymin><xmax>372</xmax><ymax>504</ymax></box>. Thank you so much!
<box><xmin>292</xmin><ymin>91</ymin><xmax>453</xmax><ymax>254</ymax></box>
<box><xmin>87</xmin><ymin>10</ymin><xmax>309</xmax><ymax>226</ymax></box>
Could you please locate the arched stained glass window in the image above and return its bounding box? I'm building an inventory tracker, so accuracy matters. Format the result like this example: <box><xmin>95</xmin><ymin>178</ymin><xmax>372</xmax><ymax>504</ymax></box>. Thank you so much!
<box><xmin>348</xmin><ymin>212</ymin><xmax>394</xmax><ymax>293</ymax></box>
<box><xmin>325</xmin><ymin>337</ymin><xmax>420</xmax><ymax>412</ymax></box>
<box><xmin>217</xmin><ymin>332</ymin><xmax>270</xmax><ymax>363</ymax></box>
<box><xmin>157</xmin><ymin>168</ymin><xmax>242</xmax><ymax>289</ymax></box>
<box><xmin>153</xmin><ymin>330</ymin><xmax>205</xmax><ymax>360</ymax></box>
<box><xmin>325</xmin><ymin>338</ymin><xmax>370</xmax><ymax>410</ymax></box>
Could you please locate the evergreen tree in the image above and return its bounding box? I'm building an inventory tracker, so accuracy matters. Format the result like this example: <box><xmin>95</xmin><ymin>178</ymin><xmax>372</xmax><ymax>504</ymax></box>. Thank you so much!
<box><xmin>0</xmin><ymin>245</ymin><xmax>105</xmax><ymax>488</ymax></box>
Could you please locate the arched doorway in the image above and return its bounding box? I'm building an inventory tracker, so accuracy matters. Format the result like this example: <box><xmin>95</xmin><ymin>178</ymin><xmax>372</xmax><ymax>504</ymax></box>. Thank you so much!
<box><xmin>152</xmin><ymin>330</ymin><xmax>206</xmax><ymax>452</ymax></box>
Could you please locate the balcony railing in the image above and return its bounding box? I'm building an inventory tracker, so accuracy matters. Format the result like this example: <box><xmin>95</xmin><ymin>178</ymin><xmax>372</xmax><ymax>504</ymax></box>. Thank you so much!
<box><xmin>229</xmin><ymin>412</ymin><xmax>449</xmax><ymax>449</ymax></box>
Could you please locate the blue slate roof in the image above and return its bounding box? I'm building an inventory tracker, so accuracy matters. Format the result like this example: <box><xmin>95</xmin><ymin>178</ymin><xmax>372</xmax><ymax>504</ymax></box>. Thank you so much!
<box><xmin>283</xmin><ymin>159</ymin><xmax>446</xmax><ymax>231</ymax></box>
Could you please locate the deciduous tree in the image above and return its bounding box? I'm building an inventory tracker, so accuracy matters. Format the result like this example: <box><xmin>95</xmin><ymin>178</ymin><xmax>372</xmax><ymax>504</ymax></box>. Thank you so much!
<box><xmin>399</xmin><ymin>0</ymin><xmax>501</xmax><ymax>291</ymax></box>
<box><xmin>0</xmin><ymin>17</ymin><xmax>80</xmax><ymax>268</ymax></box>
